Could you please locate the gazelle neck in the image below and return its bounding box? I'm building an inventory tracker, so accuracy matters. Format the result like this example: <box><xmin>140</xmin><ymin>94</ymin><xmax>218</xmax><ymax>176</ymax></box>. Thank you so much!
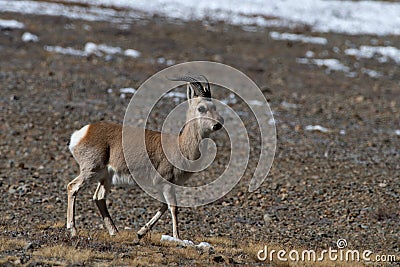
<box><xmin>178</xmin><ymin>120</ymin><xmax>207</xmax><ymax>161</ymax></box>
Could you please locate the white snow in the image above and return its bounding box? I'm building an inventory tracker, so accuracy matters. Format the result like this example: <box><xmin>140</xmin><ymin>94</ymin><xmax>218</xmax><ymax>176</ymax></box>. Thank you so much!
<box><xmin>248</xmin><ymin>100</ymin><xmax>263</xmax><ymax>106</ymax></box>
<box><xmin>84</xmin><ymin>42</ymin><xmax>122</xmax><ymax>55</ymax></box>
<box><xmin>395</xmin><ymin>130</ymin><xmax>400</xmax><ymax>136</ymax></box>
<box><xmin>165</xmin><ymin>92</ymin><xmax>186</xmax><ymax>98</ymax></box>
<box><xmin>361</xmin><ymin>68</ymin><xmax>382</xmax><ymax>78</ymax></box>
<box><xmin>197</xmin><ymin>242</ymin><xmax>212</xmax><ymax>249</ymax></box>
<box><xmin>124</xmin><ymin>49</ymin><xmax>141</xmax><ymax>58</ymax></box>
<box><xmin>155</xmin><ymin>57</ymin><xmax>176</xmax><ymax>66</ymax></box>
<box><xmin>305</xmin><ymin>125</ymin><xmax>330</xmax><ymax>133</ymax></box>
<box><xmin>0</xmin><ymin>19</ymin><xmax>24</xmax><ymax>29</ymax></box>
<box><xmin>296</xmin><ymin>58</ymin><xmax>351</xmax><ymax>73</ymax></box>
<box><xmin>160</xmin><ymin>235</ymin><xmax>194</xmax><ymax>246</ymax></box>
<box><xmin>269</xmin><ymin>31</ymin><xmax>327</xmax><ymax>45</ymax></box>
<box><xmin>281</xmin><ymin>101</ymin><xmax>299</xmax><ymax>109</ymax></box>
<box><xmin>22</xmin><ymin>32</ymin><xmax>39</xmax><ymax>42</ymax></box>
<box><xmin>119</xmin><ymin>88</ymin><xmax>136</xmax><ymax>94</ymax></box>
<box><xmin>160</xmin><ymin>235</ymin><xmax>212</xmax><ymax>249</ymax></box>
<box><xmin>345</xmin><ymin>46</ymin><xmax>400</xmax><ymax>64</ymax></box>
<box><xmin>60</xmin><ymin>0</ymin><xmax>400</xmax><ymax>36</ymax></box>
<box><xmin>0</xmin><ymin>0</ymin><xmax>142</xmax><ymax>24</ymax></box>
<box><xmin>44</xmin><ymin>45</ymin><xmax>88</xmax><ymax>57</ymax></box>
<box><xmin>268</xmin><ymin>118</ymin><xmax>275</xmax><ymax>126</ymax></box>
<box><xmin>305</xmin><ymin>51</ymin><xmax>315</xmax><ymax>58</ymax></box>
<box><xmin>221</xmin><ymin>93</ymin><xmax>237</xmax><ymax>105</ymax></box>
<box><xmin>44</xmin><ymin>42</ymin><xmax>141</xmax><ymax>58</ymax></box>
<box><xmin>1</xmin><ymin>0</ymin><xmax>400</xmax><ymax>35</ymax></box>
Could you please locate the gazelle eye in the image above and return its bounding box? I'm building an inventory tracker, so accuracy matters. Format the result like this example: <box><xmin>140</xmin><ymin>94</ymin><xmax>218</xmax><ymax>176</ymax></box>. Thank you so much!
<box><xmin>197</xmin><ymin>106</ymin><xmax>206</xmax><ymax>113</ymax></box>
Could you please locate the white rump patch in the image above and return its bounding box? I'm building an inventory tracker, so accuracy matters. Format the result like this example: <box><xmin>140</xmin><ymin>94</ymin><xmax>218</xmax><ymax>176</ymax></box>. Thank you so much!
<box><xmin>69</xmin><ymin>125</ymin><xmax>89</xmax><ymax>153</ymax></box>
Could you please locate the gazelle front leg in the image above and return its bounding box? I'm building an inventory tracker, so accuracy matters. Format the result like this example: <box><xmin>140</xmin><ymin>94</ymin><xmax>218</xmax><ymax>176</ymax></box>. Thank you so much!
<box><xmin>169</xmin><ymin>204</ymin><xmax>179</xmax><ymax>239</ymax></box>
<box><xmin>163</xmin><ymin>186</ymin><xmax>180</xmax><ymax>240</ymax></box>
<box><xmin>137</xmin><ymin>203</ymin><xmax>168</xmax><ymax>239</ymax></box>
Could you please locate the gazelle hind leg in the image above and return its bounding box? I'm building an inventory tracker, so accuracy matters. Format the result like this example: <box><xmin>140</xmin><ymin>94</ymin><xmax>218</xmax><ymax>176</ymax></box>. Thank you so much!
<box><xmin>93</xmin><ymin>178</ymin><xmax>118</xmax><ymax>236</ymax></box>
<box><xmin>67</xmin><ymin>169</ymin><xmax>104</xmax><ymax>236</ymax></box>
<box><xmin>67</xmin><ymin>174</ymin><xmax>84</xmax><ymax>236</ymax></box>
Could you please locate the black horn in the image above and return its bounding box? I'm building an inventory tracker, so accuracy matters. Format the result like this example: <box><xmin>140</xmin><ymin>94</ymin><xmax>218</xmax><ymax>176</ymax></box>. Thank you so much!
<box><xmin>168</xmin><ymin>75</ymin><xmax>211</xmax><ymax>98</ymax></box>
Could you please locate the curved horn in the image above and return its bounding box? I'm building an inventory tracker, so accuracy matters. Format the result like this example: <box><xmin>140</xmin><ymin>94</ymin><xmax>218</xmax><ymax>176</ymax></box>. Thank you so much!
<box><xmin>168</xmin><ymin>75</ymin><xmax>211</xmax><ymax>98</ymax></box>
<box><xmin>198</xmin><ymin>75</ymin><xmax>211</xmax><ymax>96</ymax></box>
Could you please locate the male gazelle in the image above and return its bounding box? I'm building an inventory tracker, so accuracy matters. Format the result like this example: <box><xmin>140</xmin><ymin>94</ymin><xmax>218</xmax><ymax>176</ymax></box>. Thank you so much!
<box><xmin>67</xmin><ymin>76</ymin><xmax>224</xmax><ymax>240</ymax></box>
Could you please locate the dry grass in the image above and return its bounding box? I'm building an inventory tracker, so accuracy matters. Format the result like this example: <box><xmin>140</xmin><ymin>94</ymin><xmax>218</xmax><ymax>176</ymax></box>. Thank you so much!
<box><xmin>33</xmin><ymin>245</ymin><xmax>94</xmax><ymax>265</ymax></box>
<box><xmin>0</xmin><ymin>227</ymin><xmax>385</xmax><ymax>266</ymax></box>
<box><xmin>36</xmin><ymin>221</ymin><xmax>65</xmax><ymax>230</ymax></box>
<box><xmin>0</xmin><ymin>236</ymin><xmax>26</xmax><ymax>252</ymax></box>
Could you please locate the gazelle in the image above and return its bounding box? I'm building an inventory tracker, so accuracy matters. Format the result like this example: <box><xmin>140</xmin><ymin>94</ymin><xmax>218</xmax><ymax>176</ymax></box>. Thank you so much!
<box><xmin>67</xmin><ymin>76</ymin><xmax>224</xmax><ymax>240</ymax></box>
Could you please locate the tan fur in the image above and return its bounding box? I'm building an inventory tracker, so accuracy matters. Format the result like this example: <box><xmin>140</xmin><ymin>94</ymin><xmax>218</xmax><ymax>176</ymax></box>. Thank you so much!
<box><xmin>67</xmin><ymin>91</ymin><xmax>223</xmax><ymax>240</ymax></box>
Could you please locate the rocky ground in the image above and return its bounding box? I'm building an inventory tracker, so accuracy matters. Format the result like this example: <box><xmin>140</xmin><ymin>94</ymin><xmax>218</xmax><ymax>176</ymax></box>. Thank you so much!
<box><xmin>0</xmin><ymin>4</ymin><xmax>399</xmax><ymax>266</ymax></box>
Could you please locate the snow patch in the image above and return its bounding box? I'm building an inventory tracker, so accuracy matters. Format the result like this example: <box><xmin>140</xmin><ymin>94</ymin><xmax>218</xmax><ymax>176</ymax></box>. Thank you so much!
<box><xmin>281</xmin><ymin>101</ymin><xmax>299</xmax><ymax>109</ymax></box>
<box><xmin>0</xmin><ymin>0</ymin><xmax>143</xmax><ymax>24</ymax></box>
<box><xmin>297</xmin><ymin>58</ymin><xmax>351</xmax><ymax>73</ymax></box>
<box><xmin>165</xmin><ymin>92</ymin><xmax>186</xmax><ymax>98</ymax></box>
<box><xmin>0</xmin><ymin>19</ymin><xmax>25</xmax><ymax>29</ymax></box>
<box><xmin>160</xmin><ymin>235</ymin><xmax>212</xmax><ymax>249</ymax></box>
<box><xmin>22</xmin><ymin>32</ymin><xmax>39</xmax><ymax>42</ymax></box>
<box><xmin>248</xmin><ymin>100</ymin><xmax>263</xmax><ymax>106</ymax></box>
<box><xmin>156</xmin><ymin>57</ymin><xmax>176</xmax><ymax>66</ymax></box>
<box><xmin>119</xmin><ymin>88</ymin><xmax>136</xmax><ymax>94</ymax></box>
<box><xmin>395</xmin><ymin>130</ymin><xmax>400</xmax><ymax>136</ymax></box>
<box><xmin>305</xmin><ymin>51</ymin><xmax>315</xmax><ymax>58</ymax></box>
<box><xmin>59</xmin><ymin>0</ymin><xmax>400</xmax><ymax>35</ymax></box>
<box><xmin>345</xmin><ymin>46</ymin><xmax>400</xmax><ymax>64</ymax></box>
<box><xmin>305</xmin><ymin>125</ymin><xmax>330</xmax><ymax>133</ymax></box>
<box><xmin>2</xmin><ymin>0</ymin><xmax>400</xmax><ymax>35</ymax></box>
<box><xmin>270</xmin><ymin>31</ymin><xmax>327</xmax><ymax>45</ymax></box>
<box><xmin>124</xmin><ymin>49</ymin><xmax>141</xmax><ymax>58</ymax></box>
<box><xmin>44</xmin><ymin>45</ymin><xmax>87</xmax><ymax>57</ymax></box>
<box><xmin>44</xmin><ymin>42</ymin><xmax>141</xmax><ymax>58</ymax></box>
<box><xmin>361</xmin><ymin>68</ymin><xmax>382</xmax><ymax>78</ymax></box>
<box><xmin>221</xmin><ymin>93</ymin><xmax>237</xmax><ymax>105</ymax></box>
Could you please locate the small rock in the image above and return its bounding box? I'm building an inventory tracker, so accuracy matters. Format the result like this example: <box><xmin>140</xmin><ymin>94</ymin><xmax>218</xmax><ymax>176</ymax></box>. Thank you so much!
<box><xmin>213</xmin><ymin>255</ymin><xmax>225</xmax><ymax>263</ymax></box>
<box><xmin>263</xmin><ymin>214</ymin><xmax>273</xmax><ymax>224</ymax></box>
<box><xmin>24</xmin><ymin>242</ymin><xmax>40</xmax><ymax>251</ymax></box>
<box><xmin>8</xmin><ymin>186</ymin><xmax>16</xmax><ymax>194</ymax></box>
<box><xmin>354</xmin><ymin>95</ymin><xmax>364</xmax><ymax>103</ymax></box>
<box><xmin>8</xmin><ymin>160</ymin><xmax>15</xmax><ymax>168</ymax></box>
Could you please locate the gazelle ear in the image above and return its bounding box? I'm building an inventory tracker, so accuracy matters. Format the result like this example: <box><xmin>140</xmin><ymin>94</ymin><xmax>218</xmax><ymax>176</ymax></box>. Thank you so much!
<box><xmin>186</xmin><ymin>83</ymin><xmax>195</xmax><ymax>101</ymax></box>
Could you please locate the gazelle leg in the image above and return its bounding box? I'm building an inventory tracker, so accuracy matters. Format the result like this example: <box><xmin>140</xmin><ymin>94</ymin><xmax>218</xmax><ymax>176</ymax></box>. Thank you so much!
<box><xmin>93</xmin><ymin>179</ymin><xmax>118</xmax><ymax>236</ymax></box>
<box><xmin>67</xmin><ymin>173</ymin><xmax>85</xmax><ymax>236</ymax></box>
<box><xmin>163</xmin><ymin>187</ymin><xmax>180</xmax><ymax>240</ymax></box>
<box><xmin>169</xmin><ymin>204</ymin><xmax>179</xmax><ymax>239</ymax></box>
<box><xmin>67</xmin><ymin>170</ymin><xmax>102</xmax><ymax>236</ymax></box>
<box><xmin>137</xmin><ymin>203</ymin><xmax>168</xmax><ymax>239</ymax></box>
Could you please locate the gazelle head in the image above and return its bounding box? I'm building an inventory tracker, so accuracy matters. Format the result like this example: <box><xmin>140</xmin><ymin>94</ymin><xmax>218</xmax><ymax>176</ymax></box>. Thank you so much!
<box><xmin>172</xmin><ymin>75</ymin><xmax>224</xmax><ymax>137</ymax></box>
